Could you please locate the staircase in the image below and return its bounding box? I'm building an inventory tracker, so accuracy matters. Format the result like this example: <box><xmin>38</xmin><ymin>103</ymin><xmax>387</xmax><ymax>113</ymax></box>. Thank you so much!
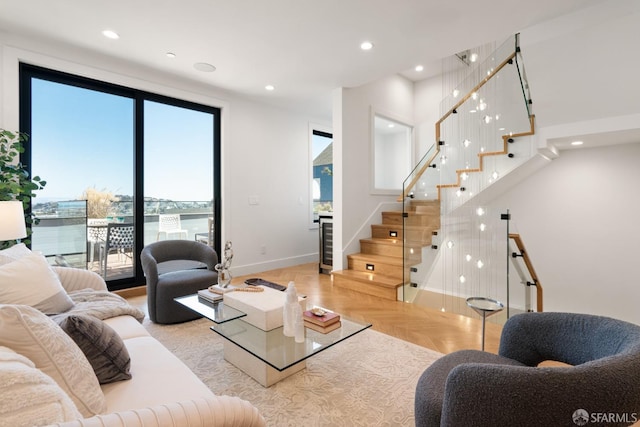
<box><xmin>332</xmin><ymin>200</ymin><xmax>440</xmax><ymax>300</ymax></box>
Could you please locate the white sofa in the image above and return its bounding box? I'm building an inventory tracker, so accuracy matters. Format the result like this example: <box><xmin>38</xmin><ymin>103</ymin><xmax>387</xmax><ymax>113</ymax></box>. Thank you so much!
<box><xmin>0</xmin><ymin>261</ymin><xmax>265</xmax><ymax>427</ymax></box>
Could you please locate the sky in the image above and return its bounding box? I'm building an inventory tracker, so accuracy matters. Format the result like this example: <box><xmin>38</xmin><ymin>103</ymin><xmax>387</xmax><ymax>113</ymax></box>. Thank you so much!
<box><xmin>31</xmin><ymin>78</ymin><xmax>214</xmax><ymax>203</ymax></box>
<box><xmin>312</xmin><ymin>133</ymin><xmax>332</xmax><ymax>160</ymax></box>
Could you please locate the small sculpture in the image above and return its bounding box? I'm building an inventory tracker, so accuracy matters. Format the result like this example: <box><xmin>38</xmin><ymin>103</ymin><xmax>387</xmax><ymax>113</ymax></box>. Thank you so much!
<box><xmin>215</xmin><ymin>241</ymin><xmax>234</xmax><ymax>288</ymax></box>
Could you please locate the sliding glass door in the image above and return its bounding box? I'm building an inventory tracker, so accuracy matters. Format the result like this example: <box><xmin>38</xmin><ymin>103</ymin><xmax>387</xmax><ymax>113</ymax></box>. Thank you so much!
<box><xmin>28</xmin><ymin>77</ymin><xmax>135</xmax><ymax>281</ymax></box>
<box><xmin>143</xmin><ymin>100</ymin><xmax>216</xmax><ymax>248</ymax></box>
<box><xmin>20</xmin><ymin>64</ymin><xmax>221</xmax><ymax>290</ymax></box>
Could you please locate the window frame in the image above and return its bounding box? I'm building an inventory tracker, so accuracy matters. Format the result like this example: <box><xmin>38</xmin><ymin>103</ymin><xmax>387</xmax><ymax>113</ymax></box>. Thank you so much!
<box><xmin>19</xmin><ymin>63</ymin><xmax>222</xmax><ymax>290</ymax></box>
<box><xmin>309</xmin><ymin>124</ymin><xmax>333</xmax><ymax>227</ymax></box>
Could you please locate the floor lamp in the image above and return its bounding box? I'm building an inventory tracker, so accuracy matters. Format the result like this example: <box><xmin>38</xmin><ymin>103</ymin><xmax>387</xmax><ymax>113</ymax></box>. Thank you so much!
<box><xmin>0</xmin><ymin>200</ymin><xmax>27</xmax><ymax>243</ymax></box>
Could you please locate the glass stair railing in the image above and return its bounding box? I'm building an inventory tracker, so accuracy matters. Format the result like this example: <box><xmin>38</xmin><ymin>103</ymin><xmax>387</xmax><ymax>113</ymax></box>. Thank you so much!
<box><xmin>401</xmin><ymin>34</ymin><xmax>539</xmax><ymax>323</ymax></box>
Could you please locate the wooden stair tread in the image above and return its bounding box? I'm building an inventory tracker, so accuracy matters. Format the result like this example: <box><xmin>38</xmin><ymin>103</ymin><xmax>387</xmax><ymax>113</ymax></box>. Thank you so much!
<box><xmin>409</xmin><ymin>200</ymin><xmax>439</xmax><ymax>205</ymax></box>
<box><xmin>332</xmin><ymin>270</ymin><xmax>402</xmax><ymax>288</ymax></box>
<box><xmin>359</xmin><ymin>237</ymin><xmax>426</xmax><ymax>253</ymax></box>
<box><xmin>339</xmin><ymin>200</ymin><xmax>440</xmax><ymax>301</ymax></box>
<box><xmin>382</xmin><ymin>210</ymin><xmax>434</xmax><ymax>216</ymax></box>
<box><xmin>347</xmin><ymin>252</ymin><xmax>403</xmax><ymax>265</ymax></box>
<box><xmin>359</xmin><ymin>238</ymin><xmax>402</xmax><ymax>246</ymax></box>
<box><xmin>372</xmin><ymin>223</ymin><xmax>435</xmax><ymax>231</ymax></box>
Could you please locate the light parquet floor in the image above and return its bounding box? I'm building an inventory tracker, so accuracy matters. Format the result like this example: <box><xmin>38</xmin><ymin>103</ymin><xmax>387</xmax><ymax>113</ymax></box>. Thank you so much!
<box><xmin>127</xmin><ymin>263</ymin><xmax>640</xmax><ymax>425</ymax></box>
<box><xmin>233</xmin><ymin>262</ymin><xmax>502</xmax><ymax>355</ymax></box>
<box><xmin>126</xmin><ymin>262</ymin><xmax>501</xmax><ymax>355</ymax></box>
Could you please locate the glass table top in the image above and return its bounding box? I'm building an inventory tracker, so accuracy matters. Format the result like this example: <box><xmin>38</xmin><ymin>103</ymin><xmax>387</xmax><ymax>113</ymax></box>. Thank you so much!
<box><xmin>175</xmin><ymin>293</ymin><xmax>371</xmax><ymax>372</ymax></box>
<box><xmin>174</xmin><ymin>294</ymin><xmax>246</xmax><ymax>324</ymax></box>
<box><xmin>211</xmin><ymin>317</ymin><xmax>371</xmax><ymax>372</ymax></box>
<box><xmin>466</xmin><ymin>297</ymin><xmax>504</xmax><ymax>315</ymax></box>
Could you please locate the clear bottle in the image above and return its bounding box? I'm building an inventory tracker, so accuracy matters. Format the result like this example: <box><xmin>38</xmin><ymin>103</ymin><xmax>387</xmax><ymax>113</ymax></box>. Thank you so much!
<box><xmin>283</xmin><ymin>281</ymin><xmax>297</xmax><ymax>337</ymax></box>
<box><xmin>293</xmin><ymin>302</ymin><xmax>305</xmax><ymax>343</ymax></box>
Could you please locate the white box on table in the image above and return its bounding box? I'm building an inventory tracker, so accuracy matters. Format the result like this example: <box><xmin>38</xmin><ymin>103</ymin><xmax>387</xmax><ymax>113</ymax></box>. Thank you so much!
<box><xmin>223</xmin><ymin>286</ymin><xmax>306</xmax><ymax>331</ymax></box>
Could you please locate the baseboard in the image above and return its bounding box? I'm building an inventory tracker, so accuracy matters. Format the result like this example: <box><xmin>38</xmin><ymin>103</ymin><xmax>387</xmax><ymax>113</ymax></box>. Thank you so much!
<box><xmin>232</xmin><ymin>253</ymin><xmax>318</xmax><ymax>277</ymax></box>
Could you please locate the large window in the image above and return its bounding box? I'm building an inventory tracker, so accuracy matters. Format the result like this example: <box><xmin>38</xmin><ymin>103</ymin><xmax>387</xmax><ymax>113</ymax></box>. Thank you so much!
<box><xmin>20</xmin><ymin>64</ymin><xmax>221</xmax><ymax>290</ymax></box>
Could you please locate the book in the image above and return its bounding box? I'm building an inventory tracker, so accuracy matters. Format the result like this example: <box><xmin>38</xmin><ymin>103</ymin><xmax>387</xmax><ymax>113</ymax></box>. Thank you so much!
<box><xmin>303</xmin><ymin>309</ymin><xmax>340</xmax><ymax>326</ymax></box>
<box><xmin>304</xmin><ymin>320</ymin><xmax>341</xmax><ymax>334</ymax></box>
<box><xmin>197</xmin><ymin>288</ymin><xmax>223</xmax><ymax>303</ymax></box>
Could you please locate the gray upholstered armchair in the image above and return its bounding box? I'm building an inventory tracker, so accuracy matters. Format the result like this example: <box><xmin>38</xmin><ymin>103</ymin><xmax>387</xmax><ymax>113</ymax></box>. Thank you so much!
<box><xmin>415</xmin><ymin>312</ymin><xmax>640</xmax><ymax>427</ymax></box>
<box><xmin>141</xmin><ymin>240</ymin><xmax>218</xmax><ymax>324</ymax></box>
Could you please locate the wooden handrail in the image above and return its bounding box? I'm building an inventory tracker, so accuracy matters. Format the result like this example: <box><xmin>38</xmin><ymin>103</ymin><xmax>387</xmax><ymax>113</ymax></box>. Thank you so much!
<box><xmin>436</xmin><ymin>51</ymin><xmax>518</xmax><ymax>130</ymax></box>
<box><xmin>400</xmin><ymin>51</ymin><xmax>520</xmax><ymax>201</ymax></box>
<box><xmin>436</xmin><ymin>114</ymin><xmax>535</xmax><ymax>199</ymax></box>
<box><xmin>509</xmin><ymin>233</ymin><xmax>543</xmax><ymax>312</ymax></box>
<box><xmin>397</xmin><ymin>147</ymin><xmax>440</xmax><ymax>202</ymax></box>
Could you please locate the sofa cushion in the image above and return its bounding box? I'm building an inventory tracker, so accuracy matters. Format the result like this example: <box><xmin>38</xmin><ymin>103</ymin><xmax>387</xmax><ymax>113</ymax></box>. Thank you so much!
<box><xmin>0</xmin><ymin>345</ymin><xmax>82</xmax><ymax>426</ymax></box>
<box><xmin>0</xmin><ymin>304</ymin><xmax>106</xmax><ymax>417</ymax></box>
<box><xmin>101</xmin><ymin>336</ymin><xmax>214</xmax><ymax>413</ymax></box>
<box><xmin>0</xmin><ymin>242</ymin><xmax>31</xmax><ymax>265</ymax></box>
<box><xmin>58</xmin><ymin>314</ymin><xmax>132</xmax><ymax>384</ymax></box>
<box><xmin>0</xmin><ymin>251</ymin><xmax>74</xmax><ymax>314</ymax></box>
<box><xmin>103</xmin><ymin>314</ymin><xmax>150</xmax><ymax>341</ymax></box>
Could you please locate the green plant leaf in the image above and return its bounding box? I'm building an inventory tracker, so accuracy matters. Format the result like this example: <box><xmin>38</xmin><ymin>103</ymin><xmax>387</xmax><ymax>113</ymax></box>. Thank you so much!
<box><xmin>0</xmin><ymin>128</ymin><xmax>47</xmax><ymax>248</ymax></box>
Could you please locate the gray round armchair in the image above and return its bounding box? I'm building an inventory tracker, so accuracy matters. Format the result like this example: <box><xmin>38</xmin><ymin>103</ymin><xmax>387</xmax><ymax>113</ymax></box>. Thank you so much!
<box><xmin>141</xmin><ymin>240</ymin><xmax>219</xmax><ymax>324</ymax></box>
<box><xmin>415</xmin><ymin>312</ymin><xmax>640</xmax><ymax>427</ymax></box>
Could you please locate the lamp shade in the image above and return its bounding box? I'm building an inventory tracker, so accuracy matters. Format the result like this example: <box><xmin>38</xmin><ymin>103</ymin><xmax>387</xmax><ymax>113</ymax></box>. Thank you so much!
<box><xmin>0</xmin><ymin>201</ymin><xmax>27</xmax><ymax>241</ymax></box>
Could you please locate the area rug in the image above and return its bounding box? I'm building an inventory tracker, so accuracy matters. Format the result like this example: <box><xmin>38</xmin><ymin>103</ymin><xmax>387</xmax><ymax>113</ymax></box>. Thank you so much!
<box><xmin>143</xmin><ymin>317</ymin><xmax>442</xmax><ymax>427</ymax></box>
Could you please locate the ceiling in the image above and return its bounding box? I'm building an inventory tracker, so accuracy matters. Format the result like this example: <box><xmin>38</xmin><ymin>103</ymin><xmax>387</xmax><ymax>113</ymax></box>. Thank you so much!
<box><xmin>0</xmin><ymin>0</ymin><xmax>610</xmax><ymax>119</ymax></box>
<box><xmin>0</xmin><ymin>0</ymin><xmax>640</xmax><ymax>150</ymax></box>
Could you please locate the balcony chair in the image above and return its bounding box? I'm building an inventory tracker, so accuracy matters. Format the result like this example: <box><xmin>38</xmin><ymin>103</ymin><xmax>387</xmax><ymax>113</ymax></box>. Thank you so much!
<box><xmin>86</xmin><ymin>218</ymin><xmax>108</xmax><ymax>267</ymax></box>
<box><xmin>156</xmin><ymin>213</ymin><xmax>188</xmax><ymax>240</ymax></box>
<box><xmin>140</xmin><ymin>239</ymin><xmax>219</xmax><ymax>324</ymax></box>
<box><xmin>194</xmin><ymin>216</ymin><xmax>214</xmax><ymax>247</ymax></box>
<box><xmin>415</xmin><ymin>312</ymin><xmax>640</xmax><ymax>427</ymax></box>
<box><xmin>98</xmin><ymin>222</ymin><xmax>134</xmax><ymax>278</ymax></box>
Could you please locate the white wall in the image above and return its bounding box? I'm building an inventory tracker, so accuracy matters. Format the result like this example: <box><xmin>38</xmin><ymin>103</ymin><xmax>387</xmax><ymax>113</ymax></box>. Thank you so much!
<box><xmin>225</xmin><ymin>97</ymin><xmax>321</xmax><ymax>274</ymax></box>
<box><xmin>413</xmin><ymin>75</ymin><xmax>442</xmax><ymax>158</ymax></box>
<box><xmin>520</xmin><ymin>0</ymin><xmax>640</xmax><ymax>128</ymax></box>
<box><xmin>488</xmin><ymin>141</ymin><xmax>640</xmax><ymax>324</ymax></box>
<box><xmin>373</xmin><ymin>131</ymin><xmax>411</xmax><ymax>191</ymax></box>
<box><xmin>334</xmin><ymin>74</ymin><xmax>413</xmax><ymax>268</ymax></box>
<box><xmin>0</xmin><ymin>32</ymin><xmax>328</xmax><ymax>277</ymax></box>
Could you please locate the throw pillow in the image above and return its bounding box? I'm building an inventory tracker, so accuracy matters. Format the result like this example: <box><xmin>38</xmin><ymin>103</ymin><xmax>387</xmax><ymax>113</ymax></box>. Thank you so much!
<box><xmin>58</xmin><ymin>314</ymin><xmax>132</xmax><ymax>384</ymax></box>
<box><xmin>0</xmin><ymin>304</ymin><xmax>107</xmax><ymax>417</ymax></box>
<box><xmin>0</xmin><ymin>345</ymin><xmax>82</xmax><ymax>426</ymax></box>
<box><xmin>0</xmin><ymin>251</ymin><xmax>74</xmax><ymax>314</ymax></box>
<box><xmin>0</xmin><ymin>242</ymin><xmax>31</xmax><ymax>266</ymax></box>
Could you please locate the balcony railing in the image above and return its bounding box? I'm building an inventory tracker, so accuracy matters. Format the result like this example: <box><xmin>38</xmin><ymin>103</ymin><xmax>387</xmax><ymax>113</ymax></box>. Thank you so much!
<box><xmin>31</xmin><ymin>199</ymin><xmax>214</xmax><ymax>280</ymax></box>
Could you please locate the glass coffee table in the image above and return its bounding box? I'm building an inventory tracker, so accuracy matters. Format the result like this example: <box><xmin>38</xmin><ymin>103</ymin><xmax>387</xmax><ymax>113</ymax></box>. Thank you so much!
<box><xmin>175</xmin><ymin>294</ymin><xmax>371</xmax><ymax>387</ymax></box>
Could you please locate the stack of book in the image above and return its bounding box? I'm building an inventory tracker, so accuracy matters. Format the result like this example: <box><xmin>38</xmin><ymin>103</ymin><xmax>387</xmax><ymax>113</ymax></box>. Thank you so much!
<box><xmin>197</xmin><ymin>288</ymin><xmax>223</xmax><ymax>303</ymax></box>
<box><xmin>303</xmin><ymin>309</ymin><xmax>341</xmax><ymax>333</ymax></box>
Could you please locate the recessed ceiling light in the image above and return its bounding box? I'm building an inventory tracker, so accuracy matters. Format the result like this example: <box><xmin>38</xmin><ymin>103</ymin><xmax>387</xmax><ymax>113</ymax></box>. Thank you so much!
<box><xmin>102</xmin><ymin>30</ymin><xmax>119</xmax><ymax>40</ymax></box>
<box><xmin>194</xmin><ymin>62</ymin><xmax>216</xmax><ymax>72</ymax></box>
<box><xmin>571</xmin><ymin>140</ymin><xmax>584</xmax><ymax>146</ymax></box>
<box><xmin>360</xmin><ymin>41</ymin><xmax>374</xmax><ymax>51</ymax></box>
<box><xmin>265</xmin><ymin>85</ymin><xmax>275</xmax><ymax>91</ymax></box>
<box><xmin>415</xmin><ymin>65</ymin><xmax>424</xmax><ymax>72</ymax></box>
<box><xmin>166</xmin><ymin>52</ymin><xmax>176</xmax><ymax>58</ymax></box>
<box><xmin>470</xmin><ymin>53</ymin><xmax>479</xmax><ymax>62</ymax></box>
